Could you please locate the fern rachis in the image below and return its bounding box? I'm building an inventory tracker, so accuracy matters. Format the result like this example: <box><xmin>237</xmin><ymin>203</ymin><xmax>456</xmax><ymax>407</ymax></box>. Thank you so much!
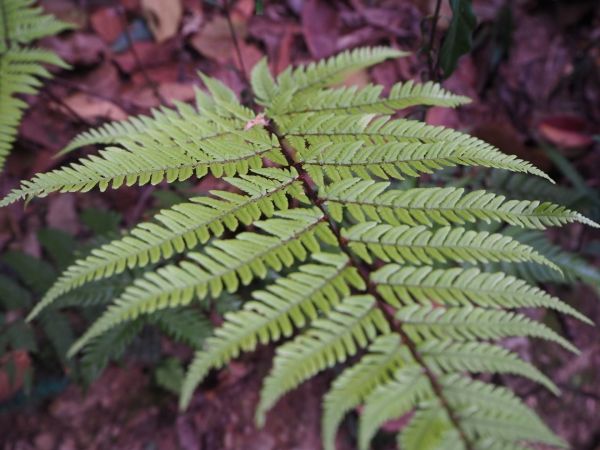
<box><xmin>3</xmin><ymin>46</ymin><xmax>599</xmax><ymax>449</ymax></box>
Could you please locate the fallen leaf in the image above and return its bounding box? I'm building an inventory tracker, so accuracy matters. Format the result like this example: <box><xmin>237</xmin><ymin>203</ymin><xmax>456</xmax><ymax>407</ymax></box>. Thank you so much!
<box><xmin>44</xmin><ymin>33</ymin><xmax>106</xmax><ymax>67</ymax></box>
<box><xmin>58</xmin><ymin>93</ymin><xmax>128</xmax><ymax>121</ymax></box>
<box><xmin>113</xmin><ymin>40</ymin><xmax>176</xmax><ymax>73</ymax></box>
<box><xmin>46</xmin><ymin>194</ymin><xmax>79</xmax><ymax>235</ymax></box>
<box><xmin>142</xmin><ymin>0</ymin><xmax>183</xmax><ymax>42</ymax></box>
<box><xmin>0</xmin><ymin>351</ymin><xmax>31</xmax><ymax>402</ymax></box>
<box><xmin>90</xmin><ymin>7</ymin><xmax>124</xmax><ymax>44</ymax></box>
<box><xmin>124</xmin><ymin>82</ymin><xmax>197</xmax><ymax>109</ymax></box>
<box><xmin>190</xmin><ymin>16</ymin><xmax>247</xmax><ymax>64</ymax></box>
<box><xmin>538</xmin><ymin>115</ymin><xmax>594</xmax><ymax>150</ymax></box>
<box><xmin>301</xmin><ymin>0</ymin><xmax>339</xmax><ymax>58</ymax></box>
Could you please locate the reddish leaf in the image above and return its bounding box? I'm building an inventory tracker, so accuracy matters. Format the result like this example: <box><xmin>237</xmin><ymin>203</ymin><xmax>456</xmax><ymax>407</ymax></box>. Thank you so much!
<box><xmin>538</xmin><ymin>115</ymin><xmax>594</xmax><ymax>149</ymax></box>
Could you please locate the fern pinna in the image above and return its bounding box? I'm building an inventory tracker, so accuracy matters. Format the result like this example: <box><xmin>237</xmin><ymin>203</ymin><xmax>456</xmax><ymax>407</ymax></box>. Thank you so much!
<box><xmin>2</xmin><ymin>47</ymin><xmax>598</xmax><ymax>449</ymax></box>
<box><xmin>0</xmin><ymin>0</ymin><xmax>72</xmax><ymax>170</ymax></box>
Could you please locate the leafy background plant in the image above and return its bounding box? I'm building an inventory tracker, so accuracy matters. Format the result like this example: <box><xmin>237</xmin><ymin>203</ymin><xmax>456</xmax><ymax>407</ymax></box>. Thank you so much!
<box><xmin>0</xmin><ymin>0</ymin><xmax>72</xmax><ymax>170</ymax></box>
<box><xmin>0</xmin><ymin>0</ymin><xmax>596</xmax><ymax>450</ymax></box>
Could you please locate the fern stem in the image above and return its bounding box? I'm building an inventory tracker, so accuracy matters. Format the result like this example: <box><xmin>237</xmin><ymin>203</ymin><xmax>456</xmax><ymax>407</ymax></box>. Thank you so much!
<box><xmin>267</xmin><ymin>122</ymin><xmax>475</xmax><ymax>450</ymax></box>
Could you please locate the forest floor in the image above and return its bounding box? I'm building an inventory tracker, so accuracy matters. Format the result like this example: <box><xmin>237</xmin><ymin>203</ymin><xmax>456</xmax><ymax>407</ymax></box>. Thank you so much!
<box><xmin>1</xmin><ymin>0</ymin><xmax>600</xmax><ymax>449</ymax></box>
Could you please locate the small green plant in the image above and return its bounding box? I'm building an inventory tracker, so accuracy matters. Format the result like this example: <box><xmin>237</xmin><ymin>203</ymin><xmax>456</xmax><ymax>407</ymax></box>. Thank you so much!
<box><xmin>0</xmin><ymin>0</ymin><xmax>73</xmax><ymax>170</ymax></box>
<box><xmin>2</xmin><ymin>47</ymin><xmax>598</xmax><ymax>449</ymax></box>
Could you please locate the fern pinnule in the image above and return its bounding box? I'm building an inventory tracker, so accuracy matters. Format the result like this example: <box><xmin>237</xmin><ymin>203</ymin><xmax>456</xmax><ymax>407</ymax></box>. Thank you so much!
<box><xmin>397</xmin><ymin>305</ymin><xmax>578</xmax><ymax>353</ymax></box>
<box><xmin>274</xmin><ymin>80</ymin><xmax>470</xmax><ymax>116</ymax></box>
<box><xmin>322</xmin><ymin>333</ymin><xmax>410</xmax><ymax>450</ymax></box>
<box><xmin>358</xmin><ymin>365</ymin><xmax>431</xmax><ymax>450</ymax></box>
<box><xmin>372</xmin><ymin>264</ymin><xmax>591</xmax><ymax>323</ymax></box>
<box><xmin>322</xmin><ymin>178</ymin><xmax>597</xmax><ymax>229</ymax></box>
<box><xmin>343</xmin><ymin>222</ymin><xmax>561</xmax><ymax>271</ymax></box>
<box><xmin>418</xmin><ymin>340</ymin><xmax>558</xmax><ymax>394</ymax></box>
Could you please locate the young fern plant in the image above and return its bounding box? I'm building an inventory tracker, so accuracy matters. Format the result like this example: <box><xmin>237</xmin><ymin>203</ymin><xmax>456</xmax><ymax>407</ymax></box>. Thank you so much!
<box><xmin>0</xmin><ymin>0</ymin><xmax>72</xmax><ymax>170</ymax></box>
<box><xmin>2</xmin><ymin>47</ymin><xmax>598</xmax><ymax>449</ymax></box>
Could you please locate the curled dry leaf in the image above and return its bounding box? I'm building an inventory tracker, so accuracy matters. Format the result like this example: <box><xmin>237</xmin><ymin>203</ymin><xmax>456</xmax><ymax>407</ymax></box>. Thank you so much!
<box><xmin>0</xmin><ymin>351</ymin><xmax>31</xmax><ymax>402</ymax></box>
<box><xmin>141</xmin><ymin>0</ymin><xmax>183</xmax><ymax>43</ymax></box>
<box><xmin>58</xmin><ymin>93</ymin><xmax>128</xmax><ymax>121</ymax></box>
<box><xmin>190</xmin><ymin>16</ymin><xmax>247</xmax><ymax>64</ymax></box>
<box><xmin>538</xmin><ymin>115</ymin><xmax>594</xmax><ymax>150</ymax></box>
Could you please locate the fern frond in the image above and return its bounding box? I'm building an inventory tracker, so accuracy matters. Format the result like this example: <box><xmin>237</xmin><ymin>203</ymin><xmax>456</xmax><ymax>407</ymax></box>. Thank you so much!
<box><xmin>27</xmin><ymin>169</ymin><xmax>304</xmax><ymax>320</ymax></box>
<box><xmin>0</xmin><ymin>48</ymin><xmax>69</xmax><ymax>167</ymax></box>
<box><xmin>396</xmin><ymin>376</ymin><xmax>564</xmax><ymax>450</ymax></box>
<box><xmin>397</xmin><ymin>304</ymin><xmax>578</xmax><ymax>353</ymax></box>
<box><xmin>298</xmin><ymin>140</ymin><xmax>551</xmax><ymax>186</ymax></box>
<box><xmin>0</xmin><ymin>0</ymin><xmax>72</xmax><ymax>47</ymax></box>
<box><xmin>80</xmin><ymin>319</ymin><xmax>144</xmax><ymax>381</ymax></box>
<box><xmin>0</xmin><ymin>0</ymin><xmax>72</xmax><ymax>169</ymax></box>
<box><xmin>358</xmin><ymin>365</ymin><xmax>431</xmax><ymax>450</ymax></box>
<box><xmin>68</xmin><ymin>208</ymin><xmax>336</xmax><ymax>356</ymax></box>
<box><xmin>58</xmin><ymin>95</ymin><xmax>248</xmax><ymax>155</ymax></box>
<box><xmin>322</xmin><ymin>178</ymin><xmax>597</xmax><ymax>229</ymax></box>
<box><xmin>440</xmin><ymin>376</ymin><xmax>565</xmax><ymax>447</ymax></box>
<box><xmin>397</xmin><ymin>406</ymin><xmax>455</xmax><ymax>450</ymax></box>
<box><xmin>418</xmin><ymin>340</ymin><xmax>558</xmax><ymax>393</ymax></box>
<box><xmin>275</xmin><ymin>81</ymin><xmax>470</xmax><ymax>116</ymax></box>
<box><xmin>486</xmin><ymin>169</ymin><xmax>581</xmax><ymax>205</ymax></box>
<box><xmin>179</xmin><ymin>252</ymin><xmax>364</xmax><ymax>408</ymax></box>
<box><xmin>255</xmin><ymin>295</ymin><xmax>389</xmax><ymax>425</ymax></box>
<box><xmin>344</xmin><ymin>222</ymin><xmax>560</xmax><ymax>271</ymax></box>
<box><xmin>273</xmin><ymin>46</ymin><xmax>408</xmax><ymax>98</ymax></box>
<box><xmin>0</xmin><ymin>126</ymin><xmax>285</xmax><ymax>206</ymax></box>
<box><xmin>372</xmin><ymin>264</ymin><xmax>590</xmax><ymax>323</ymax></box>
<box><xmin>322</xmin><ymin>334</ymin><xmax>410</xmax><ymax>450</ymax></box>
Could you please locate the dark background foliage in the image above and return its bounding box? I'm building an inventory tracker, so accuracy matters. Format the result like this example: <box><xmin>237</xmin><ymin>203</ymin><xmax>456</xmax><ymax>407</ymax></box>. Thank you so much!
<box><xmin>0</xmin><ymin>0</ymin><xmax>599</xmax><ymax>449</ymax></box>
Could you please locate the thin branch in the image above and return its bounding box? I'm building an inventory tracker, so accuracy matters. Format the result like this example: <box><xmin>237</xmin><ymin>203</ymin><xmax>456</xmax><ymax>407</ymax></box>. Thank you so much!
<box><xmin>117</xmin><ymin>5</ymin><xmax>167</xmax><ymax>105</ymax></box>
<box><xmin>41</xmin><ymin>89</ymin><xmax>93</xmax><ymax>127</ymax></box>
<box><xmin>51</xmin><ymin>78</ymin><xmax>143</xmax><ymax>115</ymax></box>
<box><xmin>221</xmin><ymin>0</ymin><xmax>252</xmax><ymax>95</ymax></box>
<box><xmin>427</xmin><ymin>0</ymin><xmax>443</xmax><ymax>81</ymax></box>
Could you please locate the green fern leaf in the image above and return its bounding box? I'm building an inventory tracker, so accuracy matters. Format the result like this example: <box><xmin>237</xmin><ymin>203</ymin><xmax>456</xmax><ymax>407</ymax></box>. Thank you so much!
<box><xmin>343</xmin><ymin>223</ymin><xmax>560</xmax><ymax>271</ymax></box>
<box><xmin>68</xmin><ymin>208</ymin><xmax>335</xmax><ymax>356</ymax></box>
<box><xmin>418</xmin><ymin>340</ymin><xmax>558</xmax><ymax>393</ymax></box>
<box><xmin>322</xmin><ymin>178</ymin><xmax>597</xmax><ymax>229</ymax></box>
<box><xmin>440</xmin><ymin>376</ymin><xmax>565</xmax><ymax>447</ymax></box>
<box><xmin>27</xmin><ymin>169</ymin><xmax>304</xmax><ymax>320</ymax></box>
<box><xmin>372</xmin><ymin>264</ymin><xmax>591</xmax><ymax>323</ymax></box>
<box><xmin>255</xmin><ymin>295</ymin><xmax>389</xmax><ymax>425</ymax></box>
<box><xmin>179</xmin><ymin>252</ymin><xmax>363</xmax><ymax>409</ymax></box>
<box><xmin>358</xmin><ymin>365</ymin><xmax>431</xmax><ymax>450</ymax></box>
<box><xmin>0</xmin><ymin>126</ymin><xmax>284</xmax><ymax>206</ymax></box>
<box><xmin>322</xmin><ymin>334</ymin><xmax>409</xmax><ymax>450</ymax></box>
<box><xmin>4</xmin><ymin>46</ymin><xmax>596</xmax><ymax>449</ymax></box>
<box><xmin>297</xmin><ymin>139</ymin><xmax>551</xmax><ymax>186</ymax></box>
<box><xmin>275</xmin><ymin>46</ymin><xmax>408</xmax><ymax>95</ymax></box>
<box><xmin>0</xmin><ymin>0</ymin><xmax>72</xmax><ymax>169</ymax></box>
<box><xmin>275</xmin><ymin>81</ymin><xmax>470</xmax><ymax>116</ymax></box>
<box><xmin>397</xmin><ymin>305</ymin><xmax>578</xmax><ymax>353</ymax></box>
